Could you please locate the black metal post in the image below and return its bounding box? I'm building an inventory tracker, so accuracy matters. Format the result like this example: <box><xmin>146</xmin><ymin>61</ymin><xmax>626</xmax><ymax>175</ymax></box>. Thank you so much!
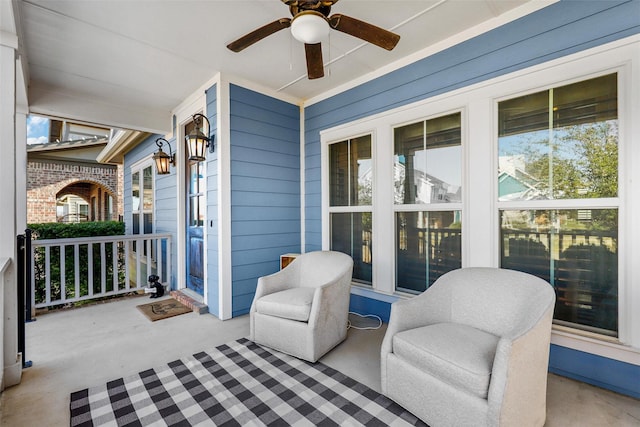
<box><xmin>25</xmin><ymin>229</ymin><xmax>33</xmax><ymax>323</ymax></box>
<box><xmin>16</xmin><ymin>232</ymin><xmax>32</xmax><ymax>369</ymax></box>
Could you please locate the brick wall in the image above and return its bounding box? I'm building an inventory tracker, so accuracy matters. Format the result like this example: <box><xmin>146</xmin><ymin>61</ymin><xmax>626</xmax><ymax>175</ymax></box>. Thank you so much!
<box><xmin>27</xmin><ymin>160</ymin><xmax>122</xmax><ymax>224</ymax></box>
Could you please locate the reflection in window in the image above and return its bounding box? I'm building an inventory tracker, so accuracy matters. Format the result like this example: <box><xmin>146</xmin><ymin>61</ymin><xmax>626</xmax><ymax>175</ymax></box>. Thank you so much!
<box><xmin>143</xmin><ymin>166</ymin><xmax>153</xmax><ymax>210</ymax></box>
<box><xmin>498</xmin><ymin>74</ymin><xmax>618</xmax><ymax>201</ymax></box>
<box><xmin>188</xmin><ymin>161</ymin><xmax>205</xmax><ymax>227</ymax></box>
<box><xmin>190</xmin><ymin>195</ymin><xmax>204</xmax><ymax>227</ymax></box>
<box><xmin>500</xmin><ymin>209</ymin><xmax>618</xmax><ymax>336</ymax></box>
<box><xmin>393</xmin><ymin>112</ymin><xmax>462</xmax><ymax>292</ymax></box>
<box><xmin>132</xmin><ymin>171</ymin><xmax>140</xmax><ymax>211</ymax></box>
<box><xmin>331</xmin><ymin>212</ymin><xmax>372</xmax><ymax>284</ymax></box>
<box><xmin>329</xmin><ymin>136</ymin><xmax>372</xmax><ymax>207</ymax></box>
<box><xmin>396</xmin><ymin>211</ymin><xmax>461</xmax><ymax>293</ymax></box>
<box><xmin>394</xmin><ymin>113</ymin><xmax>461</xmax><ymax>204</ymax></box>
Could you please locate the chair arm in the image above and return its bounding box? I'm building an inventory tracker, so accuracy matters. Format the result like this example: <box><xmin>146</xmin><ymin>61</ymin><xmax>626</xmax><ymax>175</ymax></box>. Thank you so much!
<box><xmin>307</xmin><ymin>274</ymin><xmax>351</xmax><ymax>329</ymax></box>
<box><xmin>251</xmin><ymin>266</ymin><xmax>298</xmax><ymax>309</ymax></box>
<box><xmin>382</xmin><ymin>292</ymin><xmax>451</xmax><ymax>352</ymax></box>
<box><xmin>487</xmin><ymin>305</ymin><xmax>554</xmax><ymax>426</ymax></box>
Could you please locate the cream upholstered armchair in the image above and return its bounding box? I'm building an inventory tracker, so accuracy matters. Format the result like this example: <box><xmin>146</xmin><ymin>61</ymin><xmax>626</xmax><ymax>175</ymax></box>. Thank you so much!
<box><xmin>381</xmin><ymin>267</ymin><xmax>556</xmax><ymax>427</ymax></box>
<box><xmin>250</xmin><ymin>251</ymin><xmax>353</xmax><ymax>362</ymax></box>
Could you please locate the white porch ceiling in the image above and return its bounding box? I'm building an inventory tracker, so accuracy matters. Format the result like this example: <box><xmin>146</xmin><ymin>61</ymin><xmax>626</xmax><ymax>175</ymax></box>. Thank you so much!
<box><xmin>12</xmin><ymin>0</ymin><xmax>551</xmax><ymax>133</ymax></box>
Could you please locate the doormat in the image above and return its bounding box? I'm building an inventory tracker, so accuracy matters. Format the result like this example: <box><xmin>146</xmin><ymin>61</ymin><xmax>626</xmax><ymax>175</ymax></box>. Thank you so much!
<box><xmin>137</xmin><ymin>299</ymin><xmax>191</xmax><ymax>321</ymax></box>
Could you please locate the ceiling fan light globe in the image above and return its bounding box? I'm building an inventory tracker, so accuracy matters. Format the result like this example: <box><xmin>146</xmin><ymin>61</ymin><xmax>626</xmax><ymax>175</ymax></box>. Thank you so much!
<box><xmin>291</xmin><ymin>12</ymin><xmax>329</xmax><ymax>44</ymax></box>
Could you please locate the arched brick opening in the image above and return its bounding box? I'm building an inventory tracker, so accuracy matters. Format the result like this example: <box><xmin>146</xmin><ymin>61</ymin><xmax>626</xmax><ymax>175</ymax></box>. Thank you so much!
<box><xmin>27</xmin><ymin>160</ymin><xmax>120</xmax><ymax>224</ymax></box>
<box><xmin>55</xmin><ymin>180</ymin><xmax>116</xmax><ymax>223</ymax></box>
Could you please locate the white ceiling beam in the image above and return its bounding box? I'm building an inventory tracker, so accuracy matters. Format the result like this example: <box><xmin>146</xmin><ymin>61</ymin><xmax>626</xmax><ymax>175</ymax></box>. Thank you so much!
<box><xmin>28</xmin><ymin>83</ymin><xmax>171</xmax><ymax>134</ymax></box>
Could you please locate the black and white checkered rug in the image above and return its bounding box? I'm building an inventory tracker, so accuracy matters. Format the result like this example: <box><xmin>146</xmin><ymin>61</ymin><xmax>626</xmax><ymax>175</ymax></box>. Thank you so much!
<box><xmin>70</xmin><ymin>338</ymin><xmax>426</xmax><ymax>426</ymax></box>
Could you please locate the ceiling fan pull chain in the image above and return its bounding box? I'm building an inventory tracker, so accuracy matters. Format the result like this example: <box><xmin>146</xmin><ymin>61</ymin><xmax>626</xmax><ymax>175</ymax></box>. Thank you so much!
<box><xmin>289</xmin><ymin>32</ymin><xmax>294</xmax><ymax>71</ymax></box>
<box><xmin>326</xmin><ymin>32</ymin><xmax>331</xmax><ymax>77</ymax></box>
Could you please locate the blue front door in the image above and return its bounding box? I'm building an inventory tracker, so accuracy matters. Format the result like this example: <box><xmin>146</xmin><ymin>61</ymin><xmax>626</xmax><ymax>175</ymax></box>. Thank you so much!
<box><xmin>186</xmin><ymin>142</ymin><xmax>205</xmax><ymax>295</ymax></box>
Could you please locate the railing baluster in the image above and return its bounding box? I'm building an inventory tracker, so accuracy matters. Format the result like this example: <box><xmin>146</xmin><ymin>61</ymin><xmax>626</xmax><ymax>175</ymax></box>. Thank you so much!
<box><xmin>101</xmin><ymin>242</ymin><xmax>106</xmax><ymax>294</ymax></box>
<box><xmin>88</xmin><ymin>243</ymin><xmax>94</xmax><ymax>297</ymax></box>
<box><xmin>146</xmin><ymin>239</ymin><xmax>152</xmax><ymax>278</ymax></box>
<box><xmin>136</xmin><ymin>239</ymin><xmax>141</xmax><ymax>288</ymax></box>
<box><xmin>45</xmin><ymin>246</ymin><xmax>51</xmax><ymax>305</ymax></box>
<box><xmin>60</xmin><ymin>244</ymin><xmax>66</xmax><ymax>302</ymax></box>
<box><xmin>155</xmin><ymin>239</ymin><xmax>166</xmax><ymax>282</ymax></box>
<box><xmin>112</xmin><ymin>241</ymin><xmax>118</xmax><ymax>292</ymax></box>
<box><xmin>166</xmin><ymin>237</ymin><xmax>171</xmax><ymax>287</ymax></box>
<box><xmin>30</xmin><ymin>240</ymin><xmax>36</xmax><ymax>311</ymax></box>
<box><xmin>74</xmin><ymin>244</ymin><xmax>80</xmax><ymax>299</ymax></box>
<box><xmin>124</xmin><ymin>241</ymin><xmax>130</xmax><ymax>290</ymax></box>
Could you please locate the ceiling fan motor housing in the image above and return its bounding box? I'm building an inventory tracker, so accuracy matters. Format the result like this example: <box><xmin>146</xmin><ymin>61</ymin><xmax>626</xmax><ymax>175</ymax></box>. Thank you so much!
<box><xmin>291</xmin><ymin>11</ymin><xmax>330</xmax><ymax>44</ymax></box>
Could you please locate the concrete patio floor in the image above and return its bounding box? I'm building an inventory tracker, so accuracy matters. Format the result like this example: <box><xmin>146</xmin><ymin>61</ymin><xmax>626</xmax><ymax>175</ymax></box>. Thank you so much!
<box><xmin>0</xmin><ymin>294</ymin><xmax>638</xmax><ymax>426</ymax></box>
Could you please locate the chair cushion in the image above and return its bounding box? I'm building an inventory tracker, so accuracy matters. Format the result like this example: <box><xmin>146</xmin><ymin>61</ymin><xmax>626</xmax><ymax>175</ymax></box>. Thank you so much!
<box><xmin>393</xmin><ymin>323</ymin><xmax>499</xmax><ymax>399</ymax></box>
<box><xmin>255</xmin><ymin>287</ymin><xmax>316</xmax><ymax>322</ymax></box>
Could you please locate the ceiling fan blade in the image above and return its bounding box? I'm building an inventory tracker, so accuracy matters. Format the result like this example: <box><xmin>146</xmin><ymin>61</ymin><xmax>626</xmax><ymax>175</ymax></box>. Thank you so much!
<box><xmin>328</xmin><ymin>14</ymin><xmax>400</xmax><ymax>51</ymax></box>
<box><xmin>227</xmin><ymin>18</ymin><xmax>292</xmax><ymax>52</ymax></box>
<box><xmin>305</xmin><ymin>43</ymin><xmax>324</xmax><ymax>79</ymax></box>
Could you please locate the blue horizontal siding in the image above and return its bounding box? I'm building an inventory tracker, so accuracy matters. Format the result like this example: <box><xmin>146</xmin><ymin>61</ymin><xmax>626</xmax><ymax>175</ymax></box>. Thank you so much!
<box><xmin>231</xmin><ymin>161</ymin><xmax>299</xmax><ymax>181</ymax></box>
<box><xmin>232</xmin><ymin>175</ymin><xmax>299</xmax><ymax>193</ymax></box>
<box><xmin>233</xmin><ymin>261</ymin><xmax>279</xmax><ymax>282</ymax></box>
<box><xmin>232</xmin><ymin>293</ymin><xmax>254</xmax><ymax>317</ymax></box>
<box><xmin>231</xmin><ymin>206</ymin><xmax>299</xmax><ymax>222</ymax></box>
<box><xmin>232</xmin><ymin>220</ymin><xmax>301</xmax><ymax>236</ymax></box>
<box><xmin>549</xmin><ymin>345</ymin><xmax>640</xmax><ymax>399</ymax></box>
<box><xmin>230</xmin><ymin>116</ymin><xmax>299</xmax><ymax>141</ymax></box>
<box><xmin>229</xmin><ymin>84</ymin><xmax>300</xmax><ymax>316</ymax></box>
<box><xmin>231</xmin><ymin>146</ymin><xmax>298</xmax><ymax>169</ymax></box>
<box><xmin>232</xmin><ymin>191</ymin><xmax>300</xmax><ymax>207</ymax></box>
<box><xmin>349</xmin><ymin>294</ymin><xmax>392</xmax><ymax>323</ymax></box>
<box><xmin>232</xmin><ymin>233</ymin><xmax>300</xmax><ymax>251</ymax></box>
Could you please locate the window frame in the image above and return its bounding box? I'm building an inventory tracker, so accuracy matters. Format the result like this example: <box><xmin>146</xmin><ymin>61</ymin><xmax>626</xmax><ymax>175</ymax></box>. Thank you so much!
<box><xmin>130</xmin><ymin>157</ymin><xmax>155</xmax><ymax>237</ymax></box>
<box><xmin>326</xmin><ymin>134</ymin><xmax>375</xmax><ymax>286</ymax></box>
<box><xmin>495</xmin><ymin>70</ymin><xmax>624</xmax><ymax>339</ymax></box>
<box><xmin>392</xmin><ymin>111</ymin><xmax>464</xmax><ymax>293</ymax></box>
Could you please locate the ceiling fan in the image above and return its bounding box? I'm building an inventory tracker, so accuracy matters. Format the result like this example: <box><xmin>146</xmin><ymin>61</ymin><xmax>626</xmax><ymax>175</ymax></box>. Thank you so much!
<box><xmin>226</xmin><ymin>0</ymin><xmax>401</xmax><ymax>80</ymax></box>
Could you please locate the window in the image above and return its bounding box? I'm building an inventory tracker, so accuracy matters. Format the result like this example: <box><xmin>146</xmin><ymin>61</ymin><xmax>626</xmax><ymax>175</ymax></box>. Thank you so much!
<box><xmin>328</xmin><ymin>135</ymin><xmax>372</xmax><ymax>284</ymax></box>
<box><xmin>132</xmin><ymin>164</ymin><xmax>154</xmax><ymax>252</ymax></box>
<box><xmin>188</xmin><ymin>161</ymin><xmax>205</xmax><ymax>227</ymax></box>
<box><xmin>394</xmin><ymin>112</ymin><xmax>463</xmax><ymax>293</ymax></box>
<box><xmin>498</xmin><ymin>73</ymin><xmax>619</xmax><ymax>336</ymax></box>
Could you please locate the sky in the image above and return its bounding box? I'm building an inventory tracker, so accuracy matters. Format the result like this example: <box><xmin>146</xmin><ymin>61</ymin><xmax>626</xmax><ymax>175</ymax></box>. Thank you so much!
<box><xmin>27</xmin><ymin>115</ymin><xmax>50</xmax><ymax>145</ymax></box>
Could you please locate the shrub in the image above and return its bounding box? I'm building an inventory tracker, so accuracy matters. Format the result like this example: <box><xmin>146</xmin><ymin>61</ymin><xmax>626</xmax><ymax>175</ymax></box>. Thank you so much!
<box><xmin>29</xmin><ymin>221</ymin><xmax>124</xmax><ymax>240</ymax></box>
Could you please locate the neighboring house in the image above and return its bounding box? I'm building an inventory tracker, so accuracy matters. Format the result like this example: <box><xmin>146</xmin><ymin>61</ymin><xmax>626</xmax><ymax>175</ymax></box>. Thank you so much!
<box><xmin>27</xmin><ymin>135</ymin><xmax>123</xmax><ymax>224</ymax></box>
<box><xmin>56</xmin><ymin>195</ymin><xmax>88</xmax><ymax>223</ymax></box>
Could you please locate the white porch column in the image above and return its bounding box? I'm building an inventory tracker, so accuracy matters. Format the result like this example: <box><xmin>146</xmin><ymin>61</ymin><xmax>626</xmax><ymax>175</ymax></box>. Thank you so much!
<box><xmin>0</xmin><ymin>39</ymin><xmax>22</xmax><ymax>390</ymax></box>
<box><xmin>16</xmin><ymin>110</ymin><xmax>27</xmax><ymax>233</ymax></box>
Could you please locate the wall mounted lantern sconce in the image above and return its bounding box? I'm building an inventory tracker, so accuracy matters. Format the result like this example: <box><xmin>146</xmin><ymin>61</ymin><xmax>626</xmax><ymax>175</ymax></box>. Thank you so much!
<box><xmin>153</xmin><ymin>137</ymin><xmax>175</xmax><ymax>175</ymax></box>
<box><xmin>185</xmin><ymin>113</ymin><xmax>215</xmax><ymax>162</ymax></box>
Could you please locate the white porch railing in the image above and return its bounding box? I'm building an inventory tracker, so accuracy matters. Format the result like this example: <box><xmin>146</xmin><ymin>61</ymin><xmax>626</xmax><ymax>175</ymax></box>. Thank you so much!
<box><xmin>31</xmin><ymin>233</ymin><xmax>171</xmax><ymax>309</ymax></box>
